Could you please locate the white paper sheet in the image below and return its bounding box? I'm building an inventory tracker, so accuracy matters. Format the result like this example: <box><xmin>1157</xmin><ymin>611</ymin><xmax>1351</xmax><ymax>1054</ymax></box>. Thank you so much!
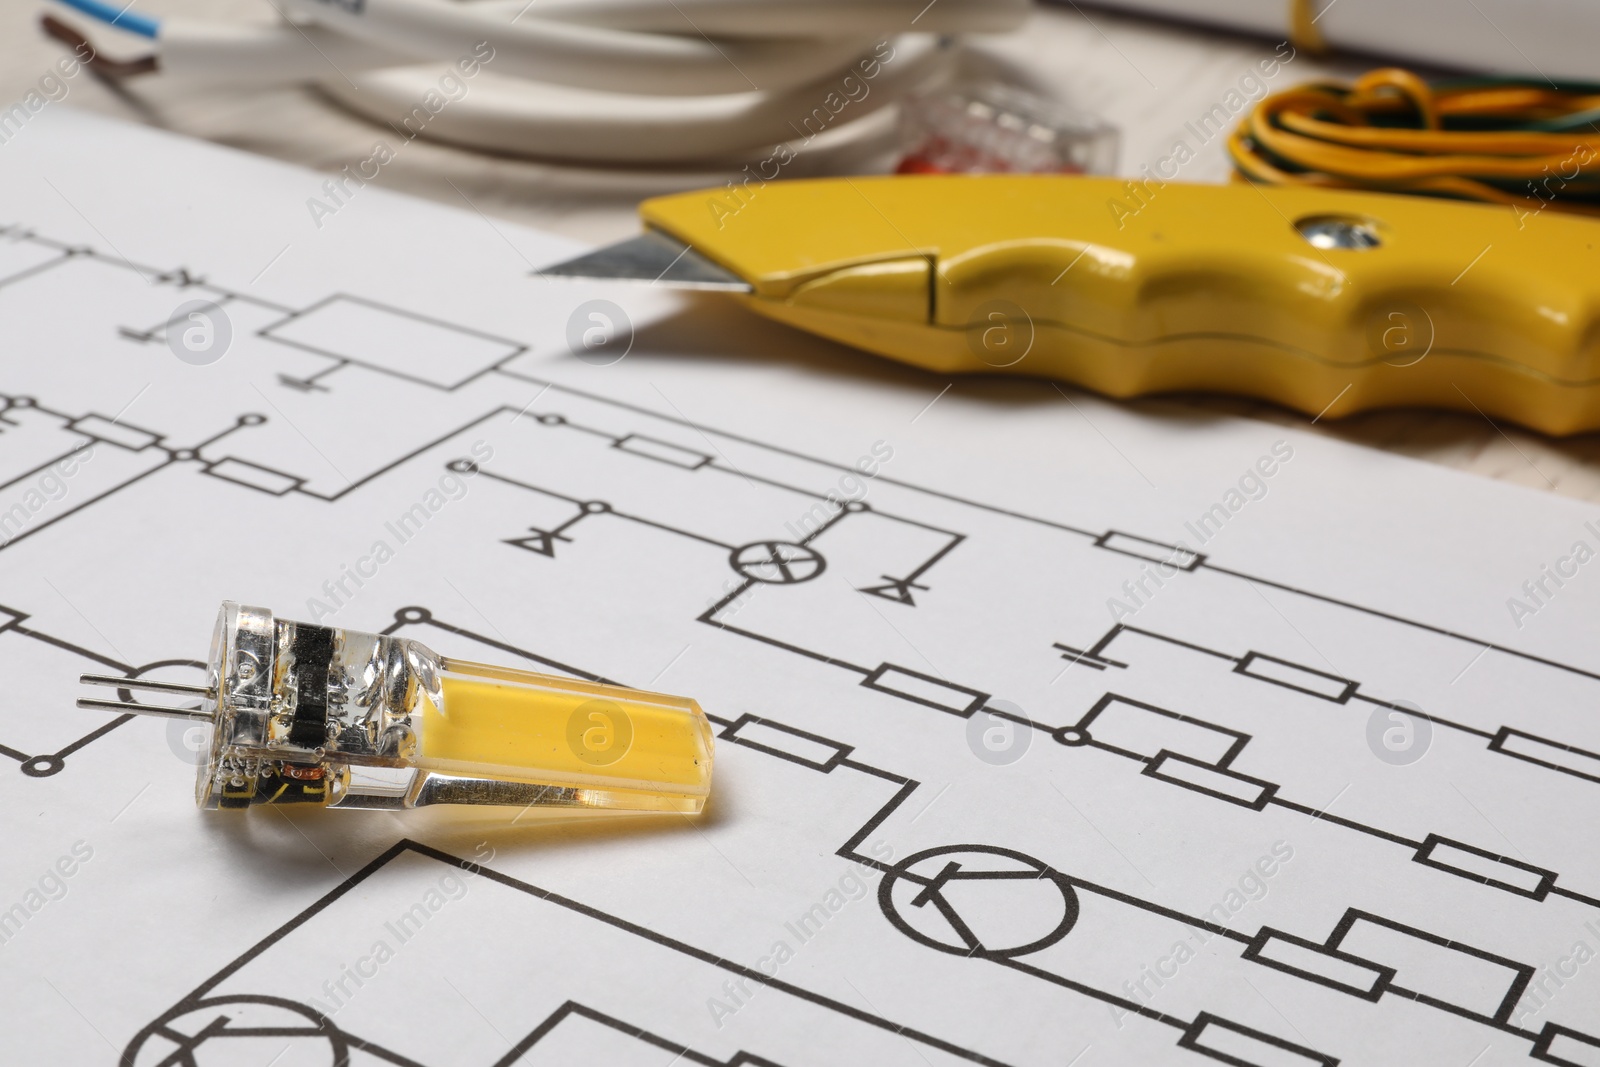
<box><xmin>2</xmin><ymin>108</ymin><xmax>1598</xmax><ymax>1067</ymax></box>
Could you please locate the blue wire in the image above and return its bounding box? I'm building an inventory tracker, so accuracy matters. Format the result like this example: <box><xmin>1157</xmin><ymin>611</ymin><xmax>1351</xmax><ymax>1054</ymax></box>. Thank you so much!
<box><xmin>52</xmin><ymin>0</ymin><xmax>160</xmax><ymax>38</ymax></box>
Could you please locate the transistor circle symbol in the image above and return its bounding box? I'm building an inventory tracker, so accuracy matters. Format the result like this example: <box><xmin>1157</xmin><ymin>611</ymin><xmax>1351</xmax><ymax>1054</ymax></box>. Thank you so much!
<box><xmin>729</xmin><ymin>541</ymin><xmax>825</xmax><ymax>584</ymax></box>
<box><xmin>878</xmin><ymin>844</ymin><xmax>1079</xmax><ymax>958</ymax></box>
<box><xmin>124</xmin><ymin>995</ymin><xmax>350</xmax><ymax>1067</ymax></box>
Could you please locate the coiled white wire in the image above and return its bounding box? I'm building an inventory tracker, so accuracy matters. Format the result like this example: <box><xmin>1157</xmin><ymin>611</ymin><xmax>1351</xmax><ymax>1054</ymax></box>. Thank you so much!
<box><xmin>70</xmin><ymin>0</ymin><xmax>1032</xmax><ymax>163</ymax></box>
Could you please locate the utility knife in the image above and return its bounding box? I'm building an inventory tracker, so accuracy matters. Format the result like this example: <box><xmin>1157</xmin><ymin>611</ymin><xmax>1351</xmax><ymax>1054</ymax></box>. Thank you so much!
<box><xmin>544</xmin><ymin>176</ymin><xmax>1600</xmax><ymax>435</ymax></box>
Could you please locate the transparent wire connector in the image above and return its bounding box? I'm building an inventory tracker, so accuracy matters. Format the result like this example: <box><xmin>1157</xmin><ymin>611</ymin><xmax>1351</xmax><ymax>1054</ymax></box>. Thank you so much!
<box><xmin>78</xmin><ymin>602</ymin><xmax>714</xmax><ymax>814</ymax></box>
<box><xmin>897</xmin><ymin>82</ymin><xmax>1118</xmax><ymax>176</ymax></box>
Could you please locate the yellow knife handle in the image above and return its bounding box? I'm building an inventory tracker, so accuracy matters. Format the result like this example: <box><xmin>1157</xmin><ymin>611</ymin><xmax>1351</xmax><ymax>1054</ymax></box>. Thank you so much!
<box><xmin>640</xmin><ymin>176</ymin><xmax>1600</xmax><ymax>435</ymax></box>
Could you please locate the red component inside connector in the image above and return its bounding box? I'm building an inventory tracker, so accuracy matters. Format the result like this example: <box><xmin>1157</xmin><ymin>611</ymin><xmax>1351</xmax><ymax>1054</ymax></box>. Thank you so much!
<box><xmin>894</xmin><ymin>84</ymin><xmax>1117</xmax><ymax>177</ymax></box>
<box><xmin>282</xmin><ymin>763</ymin><xmax>325</xmax><ymax>780</ymax></box>
<box><xmin>895</xmin><ymin>139</ymin><xmax>1087</xmax><ymax>175</ymax></box>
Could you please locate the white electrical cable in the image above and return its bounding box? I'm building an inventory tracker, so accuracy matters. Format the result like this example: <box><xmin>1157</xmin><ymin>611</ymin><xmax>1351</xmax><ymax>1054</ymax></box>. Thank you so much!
<box><xmin>323</xmin><ymin>35</ymin><xmax>955</xmax><ymax>164</ymax></box>
<box><xmin>272</xmin><ymin>0</ymin><xmax>889</xmax><ymax>96</ymax></box>
<box><xmin>156</xmin><ymin>23</ymin><xmax>406</xmax><ymax>83</ymax></box>
<box><xmin>480</xmin><ymin>0</ymin><xmax>1031</xmax><ymax>36</ymax></box>
<box><xmin>56</xmin><ymin>0</ymin><xmax>1032</xmax><ymax>164</ymax></box>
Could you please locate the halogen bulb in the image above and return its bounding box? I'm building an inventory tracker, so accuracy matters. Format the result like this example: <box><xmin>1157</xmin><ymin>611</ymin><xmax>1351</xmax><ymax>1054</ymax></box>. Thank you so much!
<box><xmin>78</xmin><ymin>602</ymin><xmax>713</xmax><ymax>815</ymax></box>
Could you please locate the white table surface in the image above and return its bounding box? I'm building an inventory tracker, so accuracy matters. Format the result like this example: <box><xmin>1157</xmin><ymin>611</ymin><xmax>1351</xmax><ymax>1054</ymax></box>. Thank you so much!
<box><xmin>6</xmin><ymin>0</ymin><xmax>1598</xmax><ymax>502</ymax></box>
